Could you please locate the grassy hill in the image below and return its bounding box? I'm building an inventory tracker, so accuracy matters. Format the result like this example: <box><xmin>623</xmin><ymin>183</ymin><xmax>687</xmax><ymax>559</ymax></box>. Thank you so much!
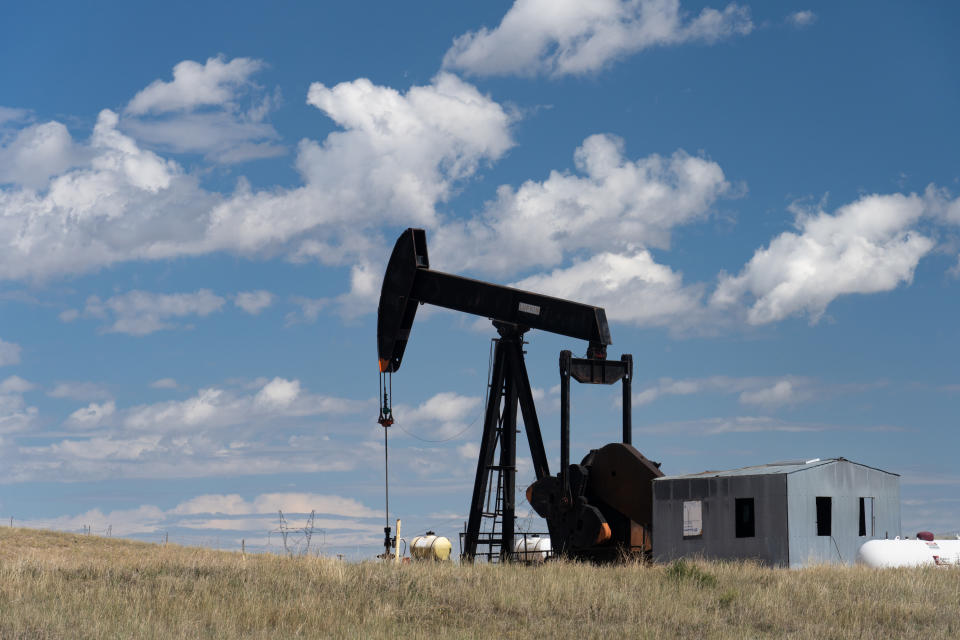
<box><xmin>1</xmin><ymin>527</ymin><xmax>958</xmax><ymax>639</ymax></box>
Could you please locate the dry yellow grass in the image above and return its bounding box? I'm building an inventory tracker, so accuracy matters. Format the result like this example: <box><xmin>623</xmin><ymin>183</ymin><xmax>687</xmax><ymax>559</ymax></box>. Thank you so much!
<box><xmin>1</xmin><ymin>526</ymin><xmax>958</xmax><ymax>639</ymax></box>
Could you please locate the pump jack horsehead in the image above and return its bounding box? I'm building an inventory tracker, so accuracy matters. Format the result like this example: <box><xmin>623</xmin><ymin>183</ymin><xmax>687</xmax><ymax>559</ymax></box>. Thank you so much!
<box><xmin>376</xmin><ymin>228</ymin><xmax>663</xmax><ymax>563</ymax></box>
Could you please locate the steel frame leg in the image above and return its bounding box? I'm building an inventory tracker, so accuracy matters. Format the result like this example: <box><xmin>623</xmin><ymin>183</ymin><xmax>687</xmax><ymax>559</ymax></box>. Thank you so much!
<box><xmin>463</xmin><ymin>326</ymin><xmax>550</xmax><ymax>562</ymax></box>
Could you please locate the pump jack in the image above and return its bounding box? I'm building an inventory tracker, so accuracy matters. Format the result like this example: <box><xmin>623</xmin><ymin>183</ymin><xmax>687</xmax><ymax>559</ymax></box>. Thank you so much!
<box><xmin>377</xmin><ymin>228</ymin><xmax>663</xmax><ymax>562</ymax></box>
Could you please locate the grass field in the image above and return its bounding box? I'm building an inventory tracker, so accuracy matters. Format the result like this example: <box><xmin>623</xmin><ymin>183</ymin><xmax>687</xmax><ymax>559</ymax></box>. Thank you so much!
<box><xmin>1</xmin><ymin>527</ymin><xmax>958</xmax><ymax>639</ymax></box>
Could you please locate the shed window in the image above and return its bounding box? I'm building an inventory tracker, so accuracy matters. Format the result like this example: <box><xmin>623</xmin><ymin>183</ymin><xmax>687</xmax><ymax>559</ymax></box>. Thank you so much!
<box><xmin>816</xmin><ymin>497</ymin><xmax>832</xmax><ymax>536</ymax></box>
<box><xmin>734</xmin><ymin>498</ymin><xmax>755</xmax><ymax>538</ymax></box>
<box><xmin>859</xmin><ymin>497</ymin><xmax>874</xmax><ymax>536</ymax></box>
<box><xmin>683</xmin><ymin>500</ymin><xmax>703</xmax><ymax>537</ymax></box>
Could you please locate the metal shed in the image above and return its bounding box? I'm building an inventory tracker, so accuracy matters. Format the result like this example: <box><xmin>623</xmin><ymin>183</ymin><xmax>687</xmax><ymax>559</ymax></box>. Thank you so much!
<box><xmin>652</xmin><ymin>458</ymin><xmax>900</xmax><ymax>567</ymax></box>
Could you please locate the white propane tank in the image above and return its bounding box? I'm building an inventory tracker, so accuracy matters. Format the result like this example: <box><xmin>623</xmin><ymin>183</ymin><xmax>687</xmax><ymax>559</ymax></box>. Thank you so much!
<box><xmin>857</xmin><ymin>538</ymin><xmax>960</xmax><ymax>568</ymax></box>
<box><xmin>409</xmin><ymin>532</ymin><xmax>452</xmax><ymax>561</ymax></box>
<box><xmin>512</xmin><ymin>535</ymin><xmax>551</xmax><ymax>563</ymax></box>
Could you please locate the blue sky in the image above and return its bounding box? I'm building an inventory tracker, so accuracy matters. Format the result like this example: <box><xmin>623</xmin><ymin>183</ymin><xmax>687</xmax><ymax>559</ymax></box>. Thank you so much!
<box><xmin>1</xmin><ymin>0</ymin><xmax>958</xmax><ymax>556</ymax></box>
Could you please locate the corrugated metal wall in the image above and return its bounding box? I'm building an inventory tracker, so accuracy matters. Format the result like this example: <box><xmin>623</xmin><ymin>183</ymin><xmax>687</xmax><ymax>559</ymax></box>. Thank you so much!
<box><xmin>652</xmin><ymin>474</ymin><xmax>790</xmax><ymax>566</ymax></box>
<box><xmin>786</xmin><ymin>463</ymin><xmax>901</xmax><ymax>567</ymax></box>
<box><xmin>652</xmin><ymin>461</ymin><xmax>901</xmax><ymax>567</ymax></box>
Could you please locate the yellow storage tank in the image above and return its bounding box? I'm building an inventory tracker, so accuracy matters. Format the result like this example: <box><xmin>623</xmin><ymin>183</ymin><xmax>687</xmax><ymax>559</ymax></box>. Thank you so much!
<box><xmin>409</xmin><ymin>531</ymin><xmax>452</xmax><ymax>561</ymax></box>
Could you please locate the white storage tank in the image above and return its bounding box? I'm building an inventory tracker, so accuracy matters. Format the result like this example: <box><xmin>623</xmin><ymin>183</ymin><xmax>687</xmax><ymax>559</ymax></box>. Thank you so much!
<box><xmin>857</xmin><ymin>537</ymin><xmax>960</xmax><ymax>568</ymax></box>
<box><xmin>512</xmin><ymin>535</ymin><xmax>551</xmax><ymax>563</ymax></box>
<box><xmin>409</xmin><ymin>531</ymin><xmax>452</xmax><ymax>561</ymax></box>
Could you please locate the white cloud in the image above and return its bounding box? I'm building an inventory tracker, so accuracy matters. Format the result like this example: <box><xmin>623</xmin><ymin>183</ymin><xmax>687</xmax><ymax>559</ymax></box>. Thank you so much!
<box><xmin>285</xmin><ymin>296</ymin><xmax>327</xmax><ymax>325</ymax></box>
<box><xmin>123</xmin><ymin>56</ymin><xmax>285</xmax><ymax>164</ymax></box>
<box><xmin>22</xmin><ymin>505</ymin><xmax>166</xmax><ymax>536</ymax></box>
<box><xmin>125</xmin><ymin>388</ymin><xmax>230</xmax><ymax>430</ymax></box>
<box><xmin>0</xmin><ymin>121</ymin><xmax>85</xmax><ymax>190</ymax></box>
<box><xmin>12</xmin><ymin>433</ymin><xmax>362</xmax><ymax>483</ymax></box>
<box><xmin>900</xmin><ymin>473</ymin><xmax>960</xmax><ymax>486</ymax></box>
<box><xmin>457</xmin><ymin>442</ymin><xmax>479</xmax><ymax>460</ymax></box>
<box><xmin>234</xmin><ymin>290</ymin><xmax>274</xmax><ymax>314</ymax></box>
<box><xmin>289</xmin><ymin>231</ymin><xmax>383</xmax><ymax>272</ymax></box>
<box><xmin>8</xmin><ymin>374</ymin><xmax>381</xmax><ymax>482</ymax></box>
<box><xmin>444</xmin><ymin>0</ymin><xmax>753</xmax><ymax>77</ymax></box>
<box><xmin>18</xmin><ymin>491</ymin><xmax>382</xmax><ymax>549</ymax></box>
<box><xmin>701</xmin><ymin>416</ymin><xmax>823</xmax><ymax>434</ymax></box>
<box><xmin>253</xmin><ymin>493</ymin><xmax>380</xmax><ymax>518</ymax></box>
<box><xmin>172</xmin><ymin>493</ymin><xmax>251</xmax><ymax>515</ymax></box>
<box><xmin>174</xmin><ymin>517</ymin><xmax>277</xmax><ymax>531</ymax></box>
<box><xmin>47</xmin><ymin>381</ymin><xmax>111</xmax><ymax>401</ymax></box>
<box><xmin>254</xmin><ymin>377</ymin><xmax>300</xmax><ymax>409</ymax></box>
<box><xmin>924</xmin><ymin>185</ymin><xmax>960</xmax><ymax>226</ymax></box>
<box><xmin>932</xmin><ymin>186</ymin><xmax>960</xmax><ymax>277</ymax></box>
<box><xmin>434</xmin><ymin>134</ymin><xmax>730</xmax><ymax>277</ymax></box>
<box><xmin>398</xmin><ymin>392</ymin><xmax>483</xmax><ymax>440</ymax></box>
<box><xmin>0</xmin><ymin>106</ymin><xmax>30</xmax><ymax>126</ymax></box>
<box><xmin>787</xmin><ymin>10</ymin><xmax>817</xmax><ymax>28</ymax></box>
<box><xmin>738</xmin><ymin>380</ymin><xmax>801</xmax><ymax>407</ymax></box>
<box><xmin>0</xmin><ymin>339</ymin><xmax>21</xmax><ymax>366</ymax></box>
<box><xmin>304</xmin><ymin>72</ymin><xmax>513</xmax><ymax>197</ymax></box>
<box><xmin>404</xmin><ymin>391</ymin><xmax>481</xmax><ymax>423</ymax></box>
<box><xmin>427</xmin><ymin>136</ymin><xmax>730</xmax><ymax>331</ymax></box>
<box><xmin>712</xmin><ymin>193</ymin><xmax>935</xmax><ymax>324</ymax></box>
<box><xmin>47</xmin><ymin>433</ymin><xmax>157</xmax><ymax>459</ymax></box>
<box><xmin>511</xmin><ymin>250</ymin><xmax>706</xmax><ymax>329</ymax></box>
<box><xmin>332</xmin><ymin>261</ymin><xmax>380</xmax><ymax>319</ymax></box>
<box><xmin>0</xmin><ymin>375</ymin><xmax>34</xmax><ymax>394</ymax></box>
<box><xmin>123</xmin><ymin>113</ymin><xmax>284</xmax><ymax>165</ymax></box>
<box><xmin>150</xmin><ymin>378</ymin><xmax>178</xmax><ymax>389</ymax></box>
<box><xmin>177</xmin><ymin>516</ymin><xmax>372</xmax><ymax>533</ymax></box>
<box><xmin>0</xmin><ymin>376</ymin><xmax>39</xmax><ymax>434</ymax></box>
<box><xmin>0</xmin><ymin>109</ymin><xmax>217</xmax><ymax>280</ymax></box>
<box><xmin>124</xmin><ymin>377</ymin><xmax>361</xmax><ymax>433</ymax></box>
<box><xmin>171</xmin><ymin>492</ymin><xmax>380</xmax><ymax>518</ymax></box>
<box><xmin>637</xmin><ymin>415</ymin><xmax>826</xmax><ymax>435</ymax></box>
<box><xmin>126</xmin><ymin>56</ymin><xmax>265</xmax><ymax>115</ymax></box>
<box><xmin>634</xmin><ymin>375</ymin><xmax>813</xmax><ymax>407</ymax></box>
<box><xmin>205</xmin><ymin>73</ymin><xmax>514</xmax><ymax>257</ymax></box>
<box><xmin>65</xmin><ymin>401</ymin><xmax>117</xmax><ymax>429</ymax></box>
<box><xmin>81</xmin><ymin>110</ymin><xmax>177</xmax><ymax>192</ymax></box>
<box><xmin>0</xmin><ymin>72</ymin><xmax>512</xmax><ymax>283</ymax></box>
<box><xmin>634</xmin><ymin>377</ymin><xmax>707</xmax><ymax>405</ymax></box>
<box><xmin>0</xmin><ymin>408</ymin><xmax>38</xmax><ymax>435</ymax></box>
<box><xmin>281</xmin><ymin>260</ymin><xmax>378</xmax><ymax>323</ymax></box>
<box><xmin>85</xmin><ymin>289</ymin><xmax>226</xmax><ymax>335</ymax></box>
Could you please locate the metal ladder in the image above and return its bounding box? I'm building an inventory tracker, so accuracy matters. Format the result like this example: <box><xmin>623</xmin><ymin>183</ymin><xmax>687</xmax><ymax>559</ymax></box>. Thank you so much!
<box><xmin>474</xmin><ymin>426</ymin><xmax>506</xmax><ymax>562</ymax></box>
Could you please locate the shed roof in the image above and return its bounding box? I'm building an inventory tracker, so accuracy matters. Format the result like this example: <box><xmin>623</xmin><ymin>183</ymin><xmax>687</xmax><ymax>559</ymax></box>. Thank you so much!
<box><xmin>654</xmin><ymin>457</ymin><xmax>898</xmax><ymax>481</ymax></box>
